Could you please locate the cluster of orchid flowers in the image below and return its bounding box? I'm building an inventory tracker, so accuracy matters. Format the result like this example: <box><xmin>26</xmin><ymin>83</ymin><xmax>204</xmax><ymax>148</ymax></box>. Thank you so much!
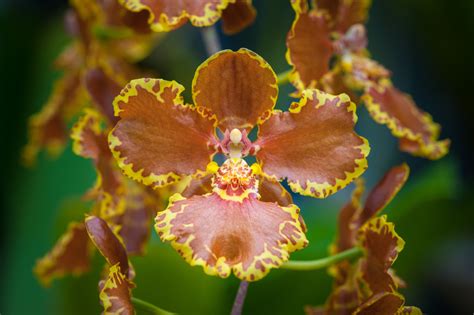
<box><xmin>29</xmin><ymin>0</ymin><xmax>449</xmax><ymax>314</ymax></box>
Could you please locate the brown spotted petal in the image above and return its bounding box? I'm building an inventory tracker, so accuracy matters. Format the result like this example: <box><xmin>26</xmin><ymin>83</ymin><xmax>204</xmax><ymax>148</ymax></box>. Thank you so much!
<box><xmin>85</xmin><ymin>216</ymin><xmax>130</xmax><ymax>276</ymax></box>
<box><xmin>34</xmin><ymin>222</ymin><xmax>92</xmax><ymax>286</ymax></box>
<box><xmin>221</xmin><ymin>0</ymin><xmax>256</xmax><ymax>35</ymax></box>
<box><xmin>109</xmin><ymin>78</ymin><xmax>218</xmax><ymax>189</ymax></box>
<box><xmin>192</xmin><ymin>49</ymin><xmax>278</xmax><ymax>131</ymax></box>
<box><xmin>256</xmin><ymin>89</ymin><xmax>369</xmax><ymax>198</ymax></box>
<box><xmin>286</xmin><ymin>9</ymin><xmax>333</xmax><ymax>91</ymax></box>
<box><xmin>155</xmin><ymin>191</ymin><xmax>307</xmax><ymax>281</ymax></box>
<box><xmin>23</xmin><ymin>71</ymin><xmax>86</xmax><ymax>165</ymax></box>
<box><xmin>119</xmin><ymin>0</ymin><xmax>232</xmax><ymax>32</ymax></box>
<box><xmin>363</xmin><ymin>82</ymin><xmax>450</xmax><ymax>159</ymax></box>
<box><xmin>99</xmin><ymin>263</ymin><xmax>134</xmax><ymax>315</ymax></box>
<box><xmin>86</xmin><ymin>216</ymin><xmax>135</xmax><ymax>315</ymax></box>
<box><xmin>357</xmin><ymin>215</ymin><xmax>405</xmax><ymax>294</ymax></box>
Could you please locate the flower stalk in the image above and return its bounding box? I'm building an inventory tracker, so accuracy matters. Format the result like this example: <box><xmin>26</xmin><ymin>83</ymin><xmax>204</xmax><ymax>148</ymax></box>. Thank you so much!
<box><xmin>131</xmin><ymin>297</ymin><xmax>175</xmax><ymax>315</ymax></box>
<box><xmin>231</xmin><ymin>281</ymin><xmax>249</xmax><ymax>315</ymax></box>
<box><xmin>281</xmin><ymin>247</ymin><xmax>363</xmax><ymax>271</ymax></box>
<box><xmin>201</xmin><ymin>26</ymin><xmax>221</xmax><ymax>56</ymax></box>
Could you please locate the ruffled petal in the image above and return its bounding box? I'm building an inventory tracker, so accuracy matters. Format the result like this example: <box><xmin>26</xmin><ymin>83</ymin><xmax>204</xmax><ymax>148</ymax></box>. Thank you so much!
<box><xmin>109</xmin><ymin>78</ymin><xmax>218</xmax><ymax>189</ymax></box>
<box><xmin>156</xmin><ymin>193</ymin><xmax>307</xmax><ymax>281</ymax></box>
<box><xmin>357</xmin><ymin>215</ymin><xmax>405</xmax><ymax>294</ymax></box>
<box><xmin>286</xmin><ymin>9</ymin><xmax>333</xmax><ymax>90</ymax></box>
<box><xmin>192</xmin><ymin>49</ymin><xmax>278</xmax><ymax>131</ymax></box>
<box><xmin>256</xmin><ymin>89</ymin><xmax>369</xmax><ymax>198</ymax></box>
<box><xmin>155</xmin><ymin>158</ymin><xmax>307</xmax><ymax>281</ymax></box>
<box><xmin>34</xmin><ymin>222</ymin><xmax>92</xmax><ymax>286</ymax></box>
<box><xmin>363</xmin><ymin>82</ymin><xmax>450</xmax><ymax>160</ymax></box>
<box><xmin>221</xmin><ymin>0</ymin><xmax>256</xmax><ymax>35</ymax></box>
<box><xmin>119</xmin><ymin>0</ymin><xmax>232</xmax><ymax>32</ymax></box>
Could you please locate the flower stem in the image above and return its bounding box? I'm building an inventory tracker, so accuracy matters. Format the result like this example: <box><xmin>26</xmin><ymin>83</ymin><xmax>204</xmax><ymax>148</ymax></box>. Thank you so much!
<box><xmin>201</xmin><ymin>26</ymin><xmax>221</xmax><ymax>56</ymax></box>
<box><xmin>131</xmin><ymin>297</ymin><xmax>175</xmax><ymax>315</ymax></box>
<box><xmin>231</xmin><ymin>281</ymin><xmax>249</xmax><ymax>315</ymax></box>
<box><xmin>276</xmin><ymin>69</ymin><xmax>292</xmax><ymax>86</ymax></box>
<box><xmin>281</xmin><ymin>247</ymin><xmax>363</xmax><ymax>271</ymax></box>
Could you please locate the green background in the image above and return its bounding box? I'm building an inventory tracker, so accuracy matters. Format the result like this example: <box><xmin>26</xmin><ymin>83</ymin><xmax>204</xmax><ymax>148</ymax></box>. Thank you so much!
<box><xmin>1</xmin><ymin>1</ymin><xmax>473</xmax><ymax>314</ymax></box>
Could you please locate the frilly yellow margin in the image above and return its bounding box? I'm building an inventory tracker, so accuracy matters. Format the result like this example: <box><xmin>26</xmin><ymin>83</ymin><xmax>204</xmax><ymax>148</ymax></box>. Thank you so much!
<box><xmin>34</xmin><ymin>222</ymin><xmax>92</xmax><ymax>287</ymax></box>
<box><xmin>70</xmin><ymin>108</ymin><xmax>103</xmax><ymax>157</ymax></box>
<box><xmin>119</xmin><ymin>0</ymin><xmax>235</xmax><ymax>32</ymax></box>
<box><xmin>155</xmin><ymin>193</ymin><xmax>308</xmax><ymax>281</ymax></box>
<box><xmin>362</xmin><ymin>83</ymin><xmax>449</xmax><ymax>160</ymax></box>
<box><xmin>109</xmin><ymin>78</ymin><xmax>215</xmax><ymax>190</ymax></box>
<box><xmin>358</xmin><ymin>215</ymin><xmax>405</xmax><ymax>262</ymax></box>
<box><xmin>286</xmin><ymin>89</ymin><xmax>370</xmax><ymax>198</ymax></box>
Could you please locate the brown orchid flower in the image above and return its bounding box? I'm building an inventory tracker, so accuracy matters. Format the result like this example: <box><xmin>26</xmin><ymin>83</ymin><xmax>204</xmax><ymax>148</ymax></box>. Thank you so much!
<box><xmin>286</xmin><ymin>0</ymin><xmax>450</xmax><ymax>160</ymax></box>
<box><xmin>108</xmin><ymin>48</ymin><xmax>370</xmax><ymax>281</ymax></box>
<box><xmin>306</xmin><ymin>164</ymin><xmax>422</xmax><ymax>315</ymax></box>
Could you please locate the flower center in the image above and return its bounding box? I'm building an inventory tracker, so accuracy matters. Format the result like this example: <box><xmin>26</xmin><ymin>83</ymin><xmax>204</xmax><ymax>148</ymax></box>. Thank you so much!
<box><xmin>214</xmin><ymin>128</ymin><xmax>259</xmax><ymax>159</ymax></box>
<box><xmin>213</xmin><ymin>158</ymin><xmax>259</xmax><ymax>202</ymax></box>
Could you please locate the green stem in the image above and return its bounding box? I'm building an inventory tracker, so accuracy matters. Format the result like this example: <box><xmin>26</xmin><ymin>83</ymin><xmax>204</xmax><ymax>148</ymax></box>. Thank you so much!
<box><xmin>281</xmin><ymin>247</ymin><xmax>363</xmax><ymax>271</ymax></box>
<box><xmin>131</xmin><ymin>297</ymin><xmax>175</xmax><ymax>315</ymax></box>
<box><xmin>276</xmin><ymin>69</ymin><xmax>292</xmax><ymax>86</ymax></box>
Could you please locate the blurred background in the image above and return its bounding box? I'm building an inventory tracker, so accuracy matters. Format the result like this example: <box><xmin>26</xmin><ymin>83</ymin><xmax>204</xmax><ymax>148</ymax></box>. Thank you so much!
<box><xmin>1</xmin><ymin>0</ymin><xmax>473</xmax><ymax>314</ymax></box>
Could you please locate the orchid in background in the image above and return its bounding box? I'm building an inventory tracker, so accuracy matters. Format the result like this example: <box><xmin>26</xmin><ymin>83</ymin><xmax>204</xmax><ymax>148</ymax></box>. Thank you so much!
<box><xmin>23</xmin><ymin>0</ymin><xmax>157</xmax><ymax>165</ymax></box>
<box><xmin>286</xmin><ymin>0</ymin><xmax>450</xmax><ymax>159</ymax></box>
<box><xmin>305</xmin><ymin>164</ymin><xmax>421</xmax><ymax>315</ymax></box>
<box><xmin>34</xmin><ymin>109</ymin><xmax>161</xmax><ymax>286</ymax></box>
